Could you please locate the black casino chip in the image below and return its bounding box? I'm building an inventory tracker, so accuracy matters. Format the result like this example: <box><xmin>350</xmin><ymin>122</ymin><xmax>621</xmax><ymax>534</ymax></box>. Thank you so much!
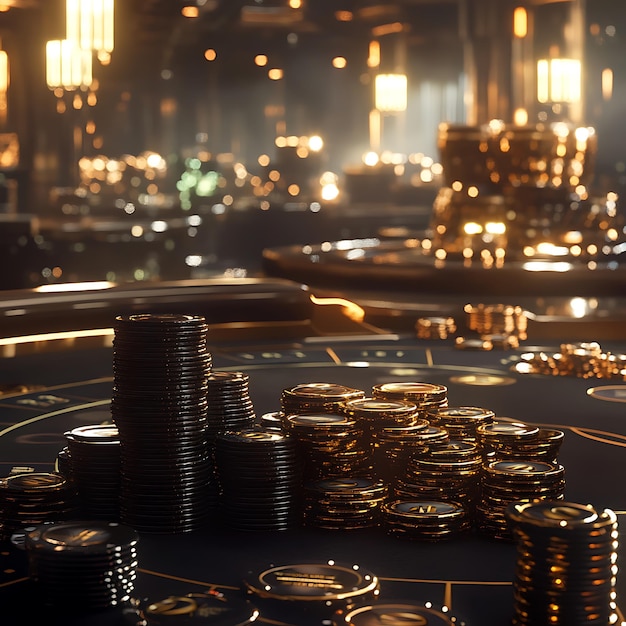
<box><xmin>333</xmin><ymin>601</ymin><xmax>469</xmax><ymax>625</ymax></box>
<box><xmin>122</xmin><ymin>589</ymin><xmax>259</xmax><ymax>625</ymax></box>
<box><xmin>243</xmin><ymin>561</ymin><xmax>380</xmax><ymax>620</ymax></box>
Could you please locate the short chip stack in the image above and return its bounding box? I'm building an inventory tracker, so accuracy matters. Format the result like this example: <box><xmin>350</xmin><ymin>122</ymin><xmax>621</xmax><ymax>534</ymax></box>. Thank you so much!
<box><xmin>281</xmin><ymin>382</ymin><xmax>365</xmax><ymax>415</ymax></box>
<box><xmin>338</xmin><ymin>397</ymin><xmax>421</xmax><ymax>481</ymax></box>
<box><xmin>0</xmin><ymin>472</ymin><xmax>77</xmax><ymax>539</ymax></box>
<box><xmin>206</xmin><ymin>371</ymin><xmax>257</xmax><ymax>443</ymax></box>
<box><xmin>477</xmin><ymin>460</ymin><xmax>566</xmax><ymax>540</ymax></box>
<box><xmin>25</xmin><ymin>520</ymin><xmax>139</xmax><ymax>611</ymax></box>
<box><xmin>303</xmin><ymin>477</ymin><xmax>388</xmax><ymax>530</ymax></box>
<box><xmin>416</xmin><ymin>316</ymin><xmax>457</xmax><ymax>340</ymax></box>
<box><xmin>383</xmin><ymin>499</ymin><xmax>471</xmax><ymax>541</ymax></box>
<box><xmin>396</xmin><ymin>440</ymin><xmax>482</xmax><ymax>511</ymax></box>
<box><xmin>372</xmin><ymin>382</ymin><xmax>448</xmax><ymax>420</ymax></box>
<box><xmin>284</xmin><ymin>413</ymin><xmax>372</xmax><ymax>479</ymax></box>
<box><xmin>213</xmin><ymin>428</ymin><xmax>303</xmax><ymax>531</ymax></box>
<box><xmin>427</xmin><ymin>406</ymin><xmax>495</xmax><ymax>443</ymax></box>
<box><xmin>63</xmin><ymin>424</ymin><xmax>121</xmax><ymax>521</ymax></box>
<box><xmin>506</xmin><ymin>500</ymin><xmax>619</xmax><ymax>626</ymax></box>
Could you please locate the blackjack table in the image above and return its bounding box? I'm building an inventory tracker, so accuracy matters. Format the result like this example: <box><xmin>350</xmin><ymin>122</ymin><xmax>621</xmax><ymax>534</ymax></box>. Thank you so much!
<box><xmin>0</xmin><ymin>277</ymin><xmax>625</xmax><ymax>626</ymax></box>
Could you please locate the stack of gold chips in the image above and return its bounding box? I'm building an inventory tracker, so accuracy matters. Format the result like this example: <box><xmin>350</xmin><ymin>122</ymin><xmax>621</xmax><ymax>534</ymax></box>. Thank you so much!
<box><xmin>338</xmin><ymin>397</ymin><xmax>423</xmax><ymax>482</ymax></box>
<box><xmin>476</xmin><ymin>460</ymin><xmax>566</xmax><ymax>540</ymax></box>
<box><xmin>459</xmin><ymin>303</ymin><xmax>527</xmax><ymax>349</ymax></box>
<box><xmin>464</xmin><ymin>303</ymin><xmax>528</xmax><ymax>337</ymax></box>
<box><xmin>281</xmin><ymin>383</ymin><xmax>365</xmax><ymax>415</ymax></box>
<box><xmin>515</xmin><ymin>343</ymin><xmax>626</xmax><ymax>380</ymax></box>
<box><xmin>372</xmin><ymin>382</ymin><xmax>448</xmax><ymax>420</ymax></box>
<box><xmin>416</xmin><ymin>316</ymin><xmax>457</xmax><ymax>340</ymax></box>
<box><xmin>283</xmin><ymin>413</ymin><xmax>372</xmax><ymax>480</ymax></box>
<box><xmin>427</xmin><ymin>406</ymin><xmax>495</xmax><ymax>442</ymax></box>
<box><xmin>396</xmin><ymin>439</ymin><xmax>483</xmax><ymax>511</ymax></box>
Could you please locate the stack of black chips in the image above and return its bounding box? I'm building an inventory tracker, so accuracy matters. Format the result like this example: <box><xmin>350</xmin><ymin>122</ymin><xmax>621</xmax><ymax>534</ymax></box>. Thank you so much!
<box><xmin>281</xmin><ymin>382</ymin><xmax>365</xmax><ymax>415</ymax></box>
<box><xmin>477</xmin><ymin>460</ymin><xmax>566</xmax><ymax>539</ymax></box>
<box><xmin>382</xmin><ymin>500</ymin><xmax>471</xmax><ymax>541</ymax></box>
<box><xmin>214</xmin><ymin>428</ymin><xmax>303</xmax><ymax>531</ymax></box>
<box><xmin>506</xmin><ymin>500</ymin><xmax>619</xmax><ymax>625</ymax></box>
<box><xmin>111</xmin><ymin>313</ymin><xmax>216</xmax><ymax>533</ymax></box>
<box><xmin>25</xmin><ymin>520</ymin><xmax>139</xmax><ymax>611</ymax></box>
<box><xmin>427</xmin><ymin>406</ymin><xmax>495</xmax><ymax>442</ymax></box>
<box><xmin>396</xmin><ymin>440</ymin><xmax>483</xmax><ymax>512</ymax></box>
<box><xmin>0</xmin><ymin>472</ymin><xmax>77</xmax><ymax>539</ymax></box>
<box><xmin>303</xmin><ymin>477</ymin><xmax>388</xmax><ymax>530</ymax></box>
<box><xmin>284</xmin><ymin>413</ymin><xmax>372</xmax><ymax>479</ymax></box>
<box><xmin>371</xmin><ymin>382</ymin><xmax>448</xmax><ymax>419</ymax></box>
<box><xmin>63</xmin><ymin>424</ymin><xmax>121</xmax><ymax>521</ymax></box>
<box><xmin>206</xmin><ymin>371</ymin><xmax>257</xmax><ymax>443</ymax></box>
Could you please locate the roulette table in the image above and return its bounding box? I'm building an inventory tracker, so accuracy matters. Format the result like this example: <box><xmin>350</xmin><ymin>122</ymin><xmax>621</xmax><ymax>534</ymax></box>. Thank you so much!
<box><xmin>0</xmin><ymin>277</ymin><xmax>625</xmax><ymax>626</ymax></box>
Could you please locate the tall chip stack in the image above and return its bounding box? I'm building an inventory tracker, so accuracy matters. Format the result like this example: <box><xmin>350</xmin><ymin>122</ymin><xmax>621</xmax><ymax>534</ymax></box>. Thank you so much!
<box><xmin>506</xmin><ymin>501</ymin><xmax>619</xmax><ymax>626</ymax></box>
<box><xmin>111</xmin><ymin>313</ymin><xmax>216</xmax><ymax>533</ymax></box>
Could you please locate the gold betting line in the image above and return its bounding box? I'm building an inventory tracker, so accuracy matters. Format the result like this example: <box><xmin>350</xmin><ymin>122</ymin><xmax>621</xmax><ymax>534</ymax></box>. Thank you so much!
<box><xmin>0</xmin><ymin>400</ymin><xmax>111</xmax><ymax>439</ymax></box>
<box><xmin>0</xmin><ymin>377</ymin><xmax>113</xmax><ymax>401</ymax></box>
<box><xmin>506</xmin><ymin>417</ymin><xmax>626</xmax><ymax>449</ymax></box>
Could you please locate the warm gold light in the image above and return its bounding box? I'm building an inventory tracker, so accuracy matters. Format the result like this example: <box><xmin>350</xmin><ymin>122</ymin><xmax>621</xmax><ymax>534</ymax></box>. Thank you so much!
<box><xmin>513</xmin><ymin>108</ymin><xmax>528</xmax><ymax>126</ymax></box>
<box><xmin>602</xmin><ymin>68</ymin><xmax>613</xmax><ymax>101</ymax></box>
<box><xmin>181</xmin><ymin>5</ymin><xmax>199</xmax><ymax>18</ymax></box>
<box><xmin>335</xmin><ymin>11</ymin><xmax>353</xmax><ymax>22</ymax></box>
<box><xmin>537</xmin><ymin>58</ymin><xmax>581</xmax><ymax>104</ymax></box>
<box><xmin>66</xmin><ymin>0</ymin><xmax>114</xmax><ymax>56</ymax></box>
<box><xmin>204</xmin><ymin>49</ymin><xmax>217</xmax><ymax>61</ymax></box>
<box><xmin>375</xmin><ymin>74</ymin><xmax>407</xmax><ymax>112</ymax></box>
<box><xmin>332</xmin><ymin>57</ymin><xmax>347</xmax><ymax>69</ymax></box>
<box><xmin>0</xmin><ymin>50</ymin><xmax>9</xmax><ymax>93</ymax></box>
<box><xmin>46</xmin><ymin>39</ymin><xmax>93</xmax><ymax>90</ymax></box>
<box><xmin>254</xmin><ymin>54</ymin><xmax>268</xmax><ymax>67</ymax></box>
<box><xmin>268</xmin><ymin>68</ymin><xmax>283</xmax><ymax>80</ymax></box>
<box><xmin>372</xmin><ymin>22</ymin><xmax>403</xmax><ymax>37</ymax></box>
<box><xmin>513</xmin><ymin>7</ymin><xmax>527</xmax><ymax>38</ymax></box>
<box><xmin>368</xmin><ymin>41</ymin><xmax>380</xmax><ymax>68</ymax></box>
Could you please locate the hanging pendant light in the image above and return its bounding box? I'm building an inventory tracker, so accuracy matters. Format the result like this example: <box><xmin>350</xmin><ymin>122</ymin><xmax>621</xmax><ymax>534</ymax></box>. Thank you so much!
<box><xmin>66</xmin><ymin>0</ymin><xmax>114</xmax><ymax>62</ymax></box>
<box><xmin>46</xmin><ymin>39</ymin><xmax>93</xmax><ymax>90</ymax></box>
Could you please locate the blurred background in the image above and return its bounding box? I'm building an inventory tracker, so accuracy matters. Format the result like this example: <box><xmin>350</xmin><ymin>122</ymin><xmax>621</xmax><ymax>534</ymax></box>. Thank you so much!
<box><xmin>0</xmin><ymin>0</ymin><xmax>623</xmax><ymax>289</ymax></box>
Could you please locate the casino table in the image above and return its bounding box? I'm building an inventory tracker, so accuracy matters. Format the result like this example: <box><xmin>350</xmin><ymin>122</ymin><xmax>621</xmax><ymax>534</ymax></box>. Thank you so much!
<box><xmin>0</xmin><ymin>277</ymin><xmax>625</xmax><ymax>626</ymax></box>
